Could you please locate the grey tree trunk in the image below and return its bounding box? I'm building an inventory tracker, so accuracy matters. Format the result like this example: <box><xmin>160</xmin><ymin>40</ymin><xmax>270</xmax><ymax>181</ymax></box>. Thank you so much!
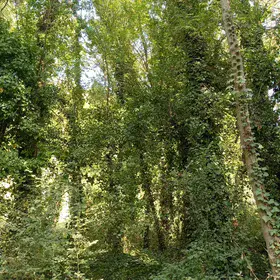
<box><xmin>220</xmin><ymin>0</ymin><xmax>280</xmax><ymax>278</ymax></box>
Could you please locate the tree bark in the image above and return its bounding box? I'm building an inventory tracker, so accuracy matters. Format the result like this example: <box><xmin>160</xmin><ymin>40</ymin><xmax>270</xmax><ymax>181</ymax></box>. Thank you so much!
<box><xmin>220</xmin><ymin>0</ymin><xmax>280</xmax><ymax>277</ymax></box>
<box><xmin>105</xmin><ymin>147</ymin><xmax>123</xmax><ymax>253</ymax></box>
<box><xmin>140</xmin><ymin>153</ymin><xmax>166</xmax><ymax>251</ymax></box>
<box><xmin>68</xmin><ymin>0</ymin><xmax>84</xmax><ymax>229</ymax></box>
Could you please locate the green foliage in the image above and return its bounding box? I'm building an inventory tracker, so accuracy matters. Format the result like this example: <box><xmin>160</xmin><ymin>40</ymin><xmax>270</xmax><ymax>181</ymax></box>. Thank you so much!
<box><xmin>151</xmin><ymin>242</ymin><xmax>251</xmax><ymax>280</ymax></box>
<box><xmin>1</xmin><ymin>0</ymin><xmax>280</xmax><ymax>279</ymax></box>
<box><xmin>88</xmin><ymin>251</ymin><xmax>161</xmax><ymax>280</ymax></box>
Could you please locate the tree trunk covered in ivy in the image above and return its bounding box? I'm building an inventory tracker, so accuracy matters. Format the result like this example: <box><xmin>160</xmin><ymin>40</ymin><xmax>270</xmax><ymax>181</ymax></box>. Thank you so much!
<box><xmin>238</xmin><ymin>0</ymin><xmax>280</xmax><ymax>204</ymax></box>
<box><xmin>105</xmin><ymin>145</ymin><xmax>123</xmax><ymax>252</ymax></box>
<box><xmin>140</xmin><ymin>152</ymin><xmax>166</xmax><ymax>251</ymax></box>
<box><xmin>1</xmin><ymin>0</ymin><xmax>280</xmax><ymax>278</ymax></box>
<box><xmin>220</xmin><ymin>0</ymin><xmax>280</xmax><ymax>277</ymax></box>
<box><xmin>68</xmin><ymin>0</ymin><xmax>84</xmax><ymax>228</ymax></box>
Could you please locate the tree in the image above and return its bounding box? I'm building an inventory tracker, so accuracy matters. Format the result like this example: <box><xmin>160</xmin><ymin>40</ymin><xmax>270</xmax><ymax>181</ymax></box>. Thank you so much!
<box><xmin>220</xmin><ymin>0</ymin><xmax>280</xmax><ymax>277</ymax></box>
<box><xmin>1</xmin><ymin>0</ymin><xmax>280</xmax><ymax>279</ymax></box>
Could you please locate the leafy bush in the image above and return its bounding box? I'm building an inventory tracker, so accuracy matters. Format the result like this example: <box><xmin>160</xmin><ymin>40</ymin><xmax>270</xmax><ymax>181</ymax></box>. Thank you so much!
<box><xmin>151</xmin><ymin>240</ymin><xmax>253</xmax><ymax>280</ymax></box>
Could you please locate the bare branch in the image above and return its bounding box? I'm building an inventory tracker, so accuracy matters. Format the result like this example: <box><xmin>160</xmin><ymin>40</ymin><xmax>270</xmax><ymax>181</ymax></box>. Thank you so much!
<box><xmin>0</xmin><ymin>0</ymin><xmax>9</xmax><ymax>13</ymax></box>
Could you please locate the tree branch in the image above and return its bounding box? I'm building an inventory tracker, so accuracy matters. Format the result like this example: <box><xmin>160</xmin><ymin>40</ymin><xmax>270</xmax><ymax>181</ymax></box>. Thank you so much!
<box><xmin>0</xmin><ymin>0</ymin><xmax>9</xmax><ymax>13</ymax></box>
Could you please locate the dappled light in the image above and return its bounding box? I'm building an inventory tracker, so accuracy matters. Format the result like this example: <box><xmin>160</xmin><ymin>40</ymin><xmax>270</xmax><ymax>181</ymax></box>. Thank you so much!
<box><xmin>0</xmin><ymin>0</ymin><xmax>280</xmax><ymax>279</ymax></box>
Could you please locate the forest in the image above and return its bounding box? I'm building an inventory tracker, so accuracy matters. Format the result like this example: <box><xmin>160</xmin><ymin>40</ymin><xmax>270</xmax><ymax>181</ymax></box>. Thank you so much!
<box><xmin>0</xmin><ymin>0</ymin><xmax>280</xmax><ymax>279</ymax></box>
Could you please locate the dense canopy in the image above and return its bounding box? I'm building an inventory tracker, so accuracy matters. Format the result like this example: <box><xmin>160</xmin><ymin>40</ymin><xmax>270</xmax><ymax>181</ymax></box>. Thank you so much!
<box><xmin>0</xmin><ymin>0</ymin><xmax>280</xmax><ymax>279</ymax></box>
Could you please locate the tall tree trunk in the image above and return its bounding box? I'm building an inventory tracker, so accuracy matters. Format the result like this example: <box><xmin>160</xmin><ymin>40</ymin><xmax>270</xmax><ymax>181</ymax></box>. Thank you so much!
<box><xmin>0</xmin><ymin>122</ymin><xmax>7</xmax><ymax>145</ymax></box>
<box><xmin>105</xmin><ymin>147</ymin><xmax>123</xmax><ymax>253</ymax></box>
<box><xmin>140</xmin><ymin>153</ymin><xmax>166</xmax><ymax>251</ymax></box>
<box><xmin>68</xmin><ymin>0</ymin><xmax>84</xmax><ymax>228</ymax></box>
<box><xmin>220</xmin><ymin>0</ymin><xmax>280</xmax><ymax>277</ymax></box>
<box><xmin>238</xmin><ymin>2</ymin><xmax>280</xmax><ymax>203</ymax></box>
<box><xmin>180</xmin><ymin>192</ymin><xmax>192</xmax><ymax>245</ymax></box>
<box><xmin>143</xmin><ymin>202</ymin><xmax>150</xmax><ymax>249</ymax></box>
<box><xmin>159</xmin><ymin>156</ymin><xmax>173</xmax><ymax>246</ymax></box>
<box><xmin>144</xmin><ymin>179</ymin><xmax>166</xmax><ymax>251</ymax></box>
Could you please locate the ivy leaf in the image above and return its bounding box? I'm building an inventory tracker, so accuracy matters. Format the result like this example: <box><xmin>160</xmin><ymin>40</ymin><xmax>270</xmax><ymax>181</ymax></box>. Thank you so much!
<box><xmin>258</xmin><ymin>205</ymin><xmax>267</xmax><ymax>211</ymax></box>
<box><xmin>255</xmin><ymin>189</ymin><xmax>262</xmax><ymax>196</ymax></box>
<box><xmin>271</xmin><ymin>207</ymin><xmax>280</xmax><ymax>214</ymax></box>
<box><xmin>263</xmin><ymin>172</ymin><xmax>269</xmax><ymax>177</ymax></box>
<box><xmin>268</xmin><ymin>199</ymin><xmax>276</xmax><ymax>205</ymax></box>
<box><xmin>262</xmin><ymin>216</ymin><xmax>272</xmax><ymax>223</ymax></box>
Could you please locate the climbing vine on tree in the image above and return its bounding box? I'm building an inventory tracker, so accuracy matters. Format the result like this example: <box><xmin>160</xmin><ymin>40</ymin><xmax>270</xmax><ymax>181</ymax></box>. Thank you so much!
<box><xmin>0</xmin><ymin>0</ymin><xmax>280</xmax><ymax>279</ymax></box>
